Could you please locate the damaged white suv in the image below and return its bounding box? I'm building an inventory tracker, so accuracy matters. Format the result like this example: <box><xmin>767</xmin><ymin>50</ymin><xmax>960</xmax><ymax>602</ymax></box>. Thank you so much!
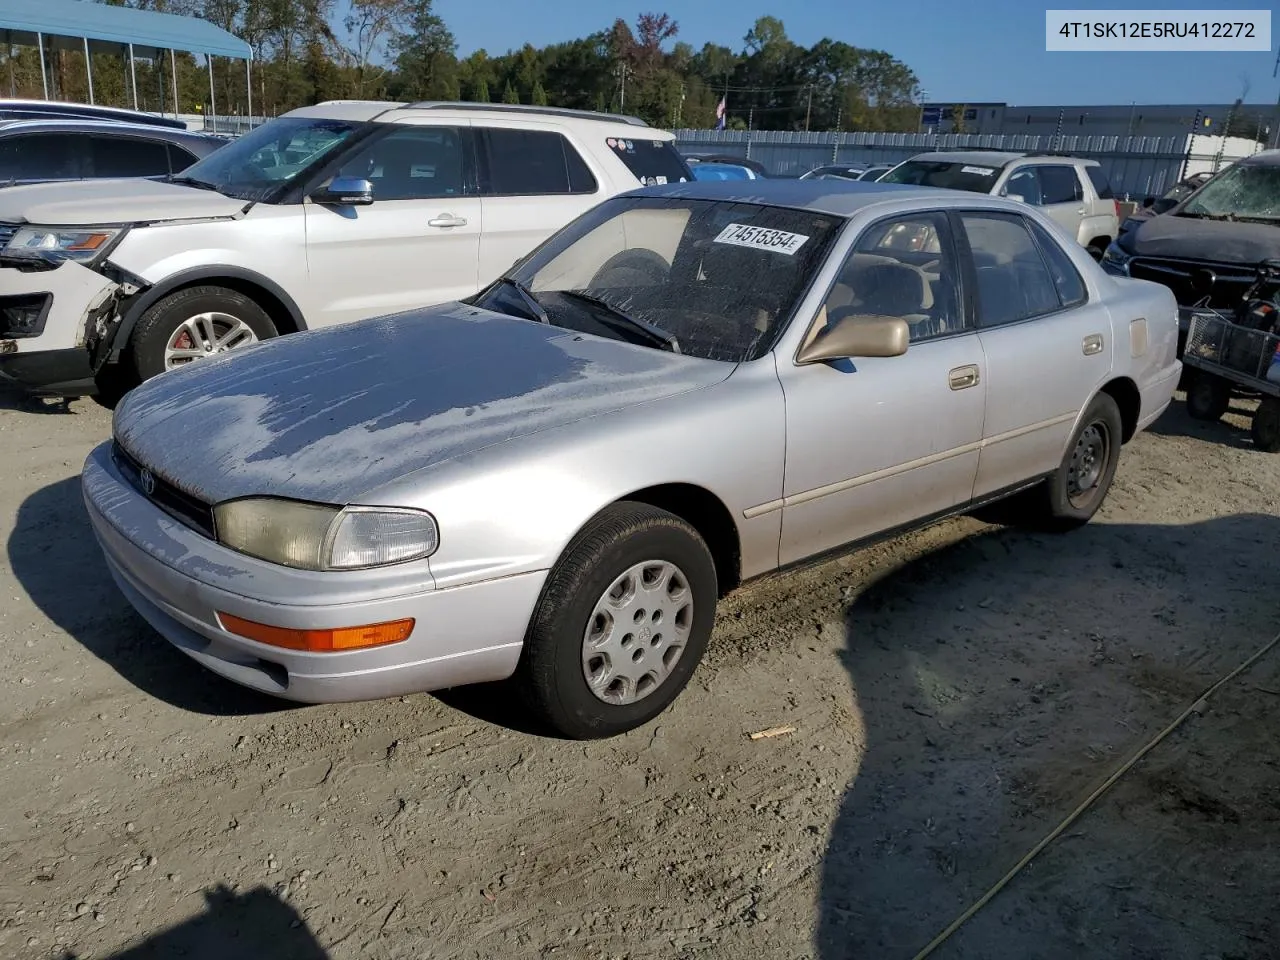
<box><xmin>0</xmin><ymin>100</ymin><xmax>692</xmax><ymax>397</ymax></box>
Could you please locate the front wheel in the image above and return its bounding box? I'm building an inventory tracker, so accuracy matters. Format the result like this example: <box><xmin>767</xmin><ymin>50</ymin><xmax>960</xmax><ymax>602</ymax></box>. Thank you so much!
<box><xmin>128</xmin><ymin>285</ymin><xmax>277</xmax><ymax>383</ymax></box>
<box><xmin>1251</xmin><ymin>397</ymin><xmax>1280</xmax><ymax>452</ymax></box>
<box><xmin>515</xmin><ymin>503</ymin><xmax>718</xmax><ymax>740</ymax></box>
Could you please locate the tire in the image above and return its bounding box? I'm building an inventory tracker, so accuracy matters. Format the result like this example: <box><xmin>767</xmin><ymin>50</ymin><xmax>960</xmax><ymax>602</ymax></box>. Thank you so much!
<box><xmin>979</xmin><ymin>393</ymin><xmax>1123</xmax><ymax>531</ymax></box>
<box><xmin>515</xmin><ymin>502</ymin><xmax>718</xmax><ymax>740</ymax></box>
<box><xmin>127</xmin><ymin>285</ymin><xmax>277</xmax><ymax>383</ymax></box>
<box><xmin>1251</xmin><ymin>397</ymin><xmax>1280</xmax><ymax>452</ymax></box>
<box><xmin>1185</xmin><ymin>371</ymin><xmax>1231</xmax><ymax>422</ymax></box>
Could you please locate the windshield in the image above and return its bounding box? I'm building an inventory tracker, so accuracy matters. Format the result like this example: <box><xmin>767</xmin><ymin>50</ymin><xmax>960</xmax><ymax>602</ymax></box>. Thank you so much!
<box><xmin>1180</xmin><ymin>164</ymin><xmax>1280</xmax><ymax>221</ymax></box>
<box><xmin>880</xmin><ymin>159</ymin><xmax>1004</xmax><ymax>193</ymax></box>
<box><xmin>467</xmin><ymin>196</ymin><xmax>842</xmax><ymax>363</ymax></box>
<box><xmin>176</xmin><ymin>116</ymin><xmax>362</xmax><ymax>202</ymax></box>
<box><xmin>691</xmin><ymin>163</ymin><xmax>754</xmax><ymax>181</ymax></box>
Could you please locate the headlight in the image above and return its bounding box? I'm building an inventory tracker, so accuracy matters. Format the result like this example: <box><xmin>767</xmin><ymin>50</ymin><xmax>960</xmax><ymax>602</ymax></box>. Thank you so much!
<box><xmin>212</xmin><ymin>498</ymin><xmax>439</xmax><ymax>571</ymax></box>
<box><xmin>1100</xmin><ymin>241</ymin><xmax>1133</xmax><ymax>272</ymax></box>
<box><xmin>4</xmin><ymin>225</ymin><xmax>122</xmax><ymax>263</ymax></box>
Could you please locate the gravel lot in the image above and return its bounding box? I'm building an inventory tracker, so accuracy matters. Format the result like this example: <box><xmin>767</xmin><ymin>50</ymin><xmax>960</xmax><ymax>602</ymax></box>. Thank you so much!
<box><xmin>1</xmin><ymin>384</ymin><xmax>1278</xmax><ymax>960</ymax></box>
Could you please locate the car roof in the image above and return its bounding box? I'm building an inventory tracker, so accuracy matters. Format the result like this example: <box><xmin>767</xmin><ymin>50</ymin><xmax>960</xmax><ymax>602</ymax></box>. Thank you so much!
<box><xmin>282</xmin><ymin>99</ymin><xmax>661</xmax><ymax>133</ymax></box>
<box><xmin>1238</xmin><ymin>149</ymin><xmax>1280</xmax><ymax>167</ymax></box>
<box><xmin>628</xmin><ymin>177</ymin><xmax>1009</xmax><ymax>218</ymax></box>
<box><xmin>0</xmin><ymin>98</ymin><xmax>189</xmax><ymax>129</ymax></box>
<box><xmin>0</xmin><ymin>117</ymin><xmax>224</xmax><ymax>147</ymax></box>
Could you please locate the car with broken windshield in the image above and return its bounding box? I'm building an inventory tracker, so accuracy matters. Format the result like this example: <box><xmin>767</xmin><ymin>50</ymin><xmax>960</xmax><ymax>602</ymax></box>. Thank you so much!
<box><xmin>1101</xmin><ymin>149</ymin><xmax>1280</xmax><ymax>356</ymax></box>
<box><xmin>82</xmin><ymin>179</ymin><xmax>1182</xmax><ymax>739</ymax></box>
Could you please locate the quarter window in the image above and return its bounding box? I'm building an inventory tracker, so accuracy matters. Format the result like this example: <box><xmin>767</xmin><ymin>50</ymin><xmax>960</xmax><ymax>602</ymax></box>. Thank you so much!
<box><xmin>959</xmin><ymin>212</ymin><xmax>1061</xmax><ymax>328</ymax></box>
<box><xmin>337</xmin><ymin>126</ymin><xmax>468</xmax><ymax>201</ymax></box>
<box><xmin>822</xmin><ymin>211</ymin><xmax>962</xmax><ymax>342</ymax></box>
<box><xmin>1026</xmin><ymin>219</ymin><xmax>1087</xmax><ymax>307</ymax></box>
<box><xmin>482</xmin><ymin>128</ymin><xmax>597</xmax><ymax>196</ymax></box>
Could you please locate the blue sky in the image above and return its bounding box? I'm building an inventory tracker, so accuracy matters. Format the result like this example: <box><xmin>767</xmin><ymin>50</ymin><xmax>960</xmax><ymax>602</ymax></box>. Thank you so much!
<box><xmin>425</xmin><ymin>0</ymin><xmax>1280</xmax><ymax>105</ymax></box>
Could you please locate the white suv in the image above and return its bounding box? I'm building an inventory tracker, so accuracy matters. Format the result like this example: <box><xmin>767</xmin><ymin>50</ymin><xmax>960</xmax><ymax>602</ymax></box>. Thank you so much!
<box><xmin>0</xmin><ymin>100</ymin><xmax>692</xmax><ymax>397</ymax></box>
<box><xmin>879</xmin><ymin>151</ymin><xmax>1120</xmax><ymax>259</ymax></box>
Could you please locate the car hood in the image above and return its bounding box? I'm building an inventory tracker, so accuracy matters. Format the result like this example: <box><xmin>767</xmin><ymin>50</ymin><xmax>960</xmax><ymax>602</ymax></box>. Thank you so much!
<box><xmin>1126</xmin><ymin>212</ymin><xmax>1280</xmax><ymax>261</ymax></box>
<box><xmin>0</xmin><ymin>177</ymin><xmax>246</xmax><ymax>226</ymax></box>
<box><xmin>113</xmin><ymin>304</ymin><xmax>734</xmax><ymax>505</ymax></box>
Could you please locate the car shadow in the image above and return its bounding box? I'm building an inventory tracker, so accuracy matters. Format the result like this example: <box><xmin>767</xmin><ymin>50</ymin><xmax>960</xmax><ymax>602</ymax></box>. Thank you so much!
<box><xmin>814</xmin><ymin>513</ymin><xmax>1280</xmax><ymax>958</ymax></box>
<box><xmin>59</xmin><ymin>884</ymin><xmax>329</xmax><ymax>959</ymax></box>
<box><xmin>8</xmin><ymin>477</ymin><xmax>290</xmax><ymax>716</ymax></box>
<box><xmin>1145</xmin><ymin>395</ymin><xmax>1257</xmax><ymax>449</ymax></box>
<box><xmin>0</xmin><ymin>381</ymin><xmax>78</xmax><ymax>414</ymax></box>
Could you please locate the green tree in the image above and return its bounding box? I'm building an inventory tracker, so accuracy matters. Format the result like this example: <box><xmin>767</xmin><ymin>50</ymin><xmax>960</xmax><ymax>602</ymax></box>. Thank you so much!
<box><xmin>388</xmin><ymin>0</ymin><xmax>456</xmax><ymax>99</ymax></box>
<box><xmin>502</xmin><ymin>80</ymin><xmax>519</xmax><ymax>103</ymax></box>
<box><xmin>472</xmin><ymin>77</ymin><xmax>490</xmax><ymax>102</ymax></box>
<box><xmin>531</xmin><ymin>80</ymin><xmax>548</xmax><ymax>105</ymax></box>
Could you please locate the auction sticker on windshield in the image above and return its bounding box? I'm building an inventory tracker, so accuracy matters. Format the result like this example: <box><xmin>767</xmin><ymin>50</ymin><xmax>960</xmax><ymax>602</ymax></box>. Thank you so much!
<box><xmin>961</xmin><ymin>165</ymin><xmax>996</xmax><ymax>175</ymax></box>
<box><xmin>714</xmin><ymin>223</ymin><xmax>810</xmax><ymax>255</ymax></box>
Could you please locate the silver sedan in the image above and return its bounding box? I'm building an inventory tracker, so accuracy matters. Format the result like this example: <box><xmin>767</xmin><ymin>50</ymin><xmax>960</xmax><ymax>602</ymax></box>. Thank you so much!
<box><xmin>82</xmin><ymin>179</ymin><xmax>1183</xmax><ymax>739</ymax></box>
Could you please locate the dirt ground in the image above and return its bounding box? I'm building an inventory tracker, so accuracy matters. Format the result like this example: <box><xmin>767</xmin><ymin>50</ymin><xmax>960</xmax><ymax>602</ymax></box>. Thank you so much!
<box><xmin>1</xmin><ymin>383</ymin><xmax>1278</xmax><ymax>960</ymax></box>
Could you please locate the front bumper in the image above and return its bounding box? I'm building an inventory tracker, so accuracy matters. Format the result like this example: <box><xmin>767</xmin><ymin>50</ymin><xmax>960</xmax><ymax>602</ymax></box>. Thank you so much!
<box><xmin>0</xmin><ymin>260</ymin><xmax>118</xmax><ymax>393</ymax></box>
<box><xmin>81</xmin><ymin>442</ymin><xmax>545</xmax><ymax>703</ymax></box>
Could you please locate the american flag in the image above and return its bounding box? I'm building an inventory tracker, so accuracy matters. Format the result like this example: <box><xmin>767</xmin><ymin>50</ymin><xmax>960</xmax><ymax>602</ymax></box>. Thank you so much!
<box><xmin>715</xmin><ymin>96</ymin><xmax>726</xmax><ymax>130</ymax></box>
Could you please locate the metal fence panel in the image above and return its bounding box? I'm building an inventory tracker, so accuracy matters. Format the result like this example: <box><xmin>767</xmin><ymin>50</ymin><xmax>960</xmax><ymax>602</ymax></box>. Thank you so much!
<box><xmin>672</xmin><ymin>129</ymin><xmax>1263</xmax><ymax>201</ymax></box>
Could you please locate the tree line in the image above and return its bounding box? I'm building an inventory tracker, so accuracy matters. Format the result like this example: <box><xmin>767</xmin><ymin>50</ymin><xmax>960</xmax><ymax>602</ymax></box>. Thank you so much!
<box><xmin>0</xmin><ymin>1</ymin><xmax>923</xmax><ymax>132</ymax></box>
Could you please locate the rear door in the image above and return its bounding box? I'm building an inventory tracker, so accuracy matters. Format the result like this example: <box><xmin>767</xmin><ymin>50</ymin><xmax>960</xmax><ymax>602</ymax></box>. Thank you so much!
<box><xmin>958</xmin><ymin>210</ymin><xmax>1111</xmax><ymax>498</ymax></box>
<box><xmin>1032</xmin><ymin>164</ymin><xmax>1088</xmax><ymax>243</ymax></box>
<box><xmin>474</xmin><ymin>123</ymin><xmax>604</xmax><ymax>283</ymax></box>
<box><xmin>303</xmin><ymin>121</ymin><xmax>482</xmax><ymax>327</ymax></box>
<box><xmin>87</xmin><ymin>134</ymin><xmax>173</xmax><ymax>178</ymax></box>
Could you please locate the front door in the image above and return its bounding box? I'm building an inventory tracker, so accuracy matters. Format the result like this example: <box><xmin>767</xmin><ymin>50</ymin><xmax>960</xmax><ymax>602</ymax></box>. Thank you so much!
<box><xmin>776</xmin><ymin>210</ymin><xmax>986</xmax><ymax>565</ymax></box>
<box><xmin>957</xmin><ymin>210</ymin><xmax>1113</xmax><ymax>498</ymax></box>
<box><xmin>1033</xmin><ymin>164</ymin><xmax>1089</xmax><ymax>244</ymax></box>
<box><xmin>303</xmin><ymin>122</ymin><xmax>482</xmax><ymax>328</ymax></box>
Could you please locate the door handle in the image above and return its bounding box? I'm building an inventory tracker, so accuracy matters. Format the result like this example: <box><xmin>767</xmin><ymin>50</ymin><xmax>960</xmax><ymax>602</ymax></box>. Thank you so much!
<box><xmin>948</xmin><ymin>364</ymin><xmax>980</xmax><ymax>390</ymax></box>
<box><xmin>428</xmin><ymin>215</ymin><xmax>467</xmax><ymax>228</ymax></box>
<box><xmin>1083</xmin><ymin>333</ymin><xmax>1104</xmax><ymax>356</ymax></box>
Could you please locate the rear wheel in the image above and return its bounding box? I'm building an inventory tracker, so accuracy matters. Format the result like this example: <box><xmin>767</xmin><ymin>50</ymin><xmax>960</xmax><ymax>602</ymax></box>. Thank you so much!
<box><xmin>1251</xmin><ymin>397</ymin><xmax>1280</xmax><ymax>452</ymax></box>
<box><xmin>128</xmin><ymin>285</ymin><xmax>277</xmax><ymax>383</ymax></box>
<box><xmin>515</xmin><ymin>502</ymin><xmax>718</xmax><ymax>740</ymax></box>
<box><xmin>1185</xmin><ymin>371</ymin><xmax>1231</xmax><ymax>422</ymax></box>
<box><xmin>975</xmin><ymin>393</ymin><xmax>1122</xmax><ymax>531</ymax></box>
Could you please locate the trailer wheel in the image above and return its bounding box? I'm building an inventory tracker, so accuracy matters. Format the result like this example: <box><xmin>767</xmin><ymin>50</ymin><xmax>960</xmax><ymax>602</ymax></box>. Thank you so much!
<box><xmin>1185</xmin><ymin>371</ymin><xmax>1231</xmax><ymax>422</ymax></box>
<box><xmin>1251</xmin><ymin>398</ymin><xmax>1280</xmax><ymax>452</ymax></box>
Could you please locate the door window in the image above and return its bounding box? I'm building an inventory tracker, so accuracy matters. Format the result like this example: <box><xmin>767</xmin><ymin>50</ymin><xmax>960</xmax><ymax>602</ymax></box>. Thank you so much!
<box><xmin>480</xmin><ymin>128</ymin><xmax>597</xmax><ymax>196</ymax></box>
<box><xmin>337</xmin><ymin>126</ymin><xmax>468</xmax><ymax>201</ymax></box>
<box><xmin>89</xmin><ymin>135</ymin><xmax>172</xmax><ymax>177</ymax></box>
<box><xmin>0</xmin><ymin>133</ymin><xmax>81</xmax><ymax>181</ymax></box>
<box><xmin>1037</xmin><ymin>165</ymin><xmax>1084</xmax><ymax>205</ymax></box>
<box><xmin>821</xmin><ymin>211</ymin><xmax>962</xmax><ymax>342</ymax></box>
<box><xmin>1002</xmin><ymin>168</ymin><xmax>1041</xmax><ymax>204</ymax></box>
<box><xmin>959</xmin><ymin>212</ymin><xmax>1062</xmax><ymax>327</ymax></box>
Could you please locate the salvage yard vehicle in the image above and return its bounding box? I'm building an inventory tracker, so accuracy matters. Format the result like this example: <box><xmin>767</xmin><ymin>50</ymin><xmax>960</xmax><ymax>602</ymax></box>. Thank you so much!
<box><xmin>82</xmin><ymin>179</ymin><xmax>1182</xmax><ymax>739</ymax></box>
<box><xmin>1100</xmin><ymin>150</ymin><xmax>1280</xmax><ymax>359</ymax></box>
<box><xmin>0</xmin><ymin>100</ymin><xmax>692</xmax><ymax>396</ymax></box>
<box><xmin>0</xmin><ymin>118</ymin><xmax>226</xmax><ymax>188</ymax></box>
<box><xmin>880</xmin><ymin>151</ymin><xmax>1120</xmax><ymax>259</ymax></box>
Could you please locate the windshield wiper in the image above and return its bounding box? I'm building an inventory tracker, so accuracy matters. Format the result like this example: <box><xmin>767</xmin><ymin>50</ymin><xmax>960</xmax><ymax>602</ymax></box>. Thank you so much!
<box><xmin>1178</xmin><ymin>210</ymin><xmax>1233</xmax><ymax>221</ymax></box>
<box><xmin>167</xmin><ymin>175</ymin><xmax>220</xmax><ymax>192</ymax></box>
<box><xmin>556</xmin><ymin>290</ymin><xmax>681</xmax><ymax>353</ymax></box>
<box><xmin>491</xmin><ymin>276</ymin><xmax>549</xmax><ymax>324</ymax></box>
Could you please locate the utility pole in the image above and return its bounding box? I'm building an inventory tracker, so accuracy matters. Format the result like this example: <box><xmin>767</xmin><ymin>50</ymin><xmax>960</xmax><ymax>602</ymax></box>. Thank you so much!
<box><xmin>616</xmin><ymin>63</ymin><xmax>628</xmax><ymax>111</ymax></box>
<box><xmin>832</xmin><ymin>98</ymin><xmax>842</xmax><ymax>162</ymax></box>
<box><xmin>804</xmin><ymin>85</ymin><xmax>812</xmax><ymax>131</ymax></box>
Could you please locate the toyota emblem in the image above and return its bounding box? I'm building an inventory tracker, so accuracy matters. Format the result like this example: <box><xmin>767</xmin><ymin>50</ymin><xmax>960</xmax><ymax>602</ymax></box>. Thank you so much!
<box><xmin>140</xmin><ymin>468</ymin><xmax>157</xmax><ymax>497</ymax></box>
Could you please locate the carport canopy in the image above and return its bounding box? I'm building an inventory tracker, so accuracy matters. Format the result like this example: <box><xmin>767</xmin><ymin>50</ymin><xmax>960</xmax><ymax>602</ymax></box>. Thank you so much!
<box><xmin>0</xmin><ymin>0</ymin><xmax>251</xmax><ymax>120</ymax></box>
<box><xmin>0</xmin><ymin>0</ymin><xmax>250</xmax><ymax>60</ymax></box>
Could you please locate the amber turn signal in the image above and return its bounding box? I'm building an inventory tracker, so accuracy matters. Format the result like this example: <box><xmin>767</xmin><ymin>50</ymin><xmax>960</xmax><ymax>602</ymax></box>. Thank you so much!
<box><xmin>217</xmin><ymin>612</ymin><xmax>414</xmax><ymax>652</ymax></box>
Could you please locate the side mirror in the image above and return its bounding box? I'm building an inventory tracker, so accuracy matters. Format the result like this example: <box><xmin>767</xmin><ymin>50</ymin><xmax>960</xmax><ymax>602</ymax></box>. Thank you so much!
<box><xmin>1151</xmin><ymin>197</ymin><xmax>1177</xmax><ymax>215</ymax></box>
<box><xmin>797</xmin><ymin>314</ymin><xmax>909</xmax><ymax>365</ymax></box>
<box><xmin>1141</xmin><ymin>195</ymin><xmax>1156</xmax><ymax>208</ymax></box>
<box><xmin>310</xmin><ymin>176</ymin><xmax>374</xmax><ymax>206</ymax></box>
